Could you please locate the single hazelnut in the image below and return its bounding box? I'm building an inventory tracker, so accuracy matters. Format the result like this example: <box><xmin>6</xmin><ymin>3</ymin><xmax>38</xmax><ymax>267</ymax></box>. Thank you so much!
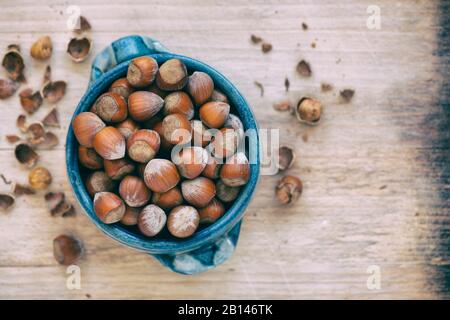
<box><xmin>156</xmin><ymin>59</ymin><xmax>188</xmax><ymax>91</ymax></box>
<box><xmin>220</xmin><ymin>152</ymin><xmax>250</xmax><ymax>187</ymax></box>
<box><xmin>187</xmin><ymin>71</ymin><xmax>214</xmax><ymax>105</ymax></box>
<box><xmin>28</xmin><ymin>166</ymin><xmax>52</xmax><ymax>190</ymax></box>
<box><xmin>53</xmin><ymin>234</ymin><xmax>83</xmax><ymax>265</ymax></box>
<box><xmin>198</xmin><ymin>198</ymin><xmax>225</xmax><ymax>224</ymax></box>
<box><xmin>162</xmin><ymin>113</ymin><xmax>192</xmax><ymax>145</ymax></box>
<box><xmin>127</xmin><ymin>56</ymin><xmax>158</xmax><ymax>88</ymax></box>
<box><xmin>92</xmin><ymin>92</ymin><xmax>128</xmax><ymax>123</ymax></box>
<box><xmin>144</xmin><ymin>159</ymin><xmax>180</xmax><ymax>193</ymax></box>
<box><xmin>202</xmin><ymin>156</ymin><xmax>221</xmax><ymax>179</ymax></box>
<box><xmin>152</xmin><ymin>186</ymin><xmax>183</xmax><ymax>211</ymax></box>
<box><xmin>67</xmin><ymin>37</ymin><xmax>92</xmax><ymax>62</ymax></box>
<box><xmin>172</xmin><ymin>146</ymin><xmax>208</xmax><ymax>179</ymax></box>
<box><xmin>167</xmin><ymin>205</ymin><xmax>199</xmax><ymax>238</ymax></box>
<box><xmin>119</xmin><ymin>175</ymin><xmax>151</xmax><ymax>207</ymax></box>
<box><xmin>128</xmin><ymin>91</ymin><xmax>164</xmax><ymax>121</ymax></box>
<box><xmin>191</xmin><ymin>119</ymin><xmax>212</xmax><ymax>147</ymax></box>
<box><xmin>126</xmin><ymin>129</ymin><xmax>160</xmax><ymax>163</ymax></box>
<box><xmin>152</xmin><ymin>121</ymin><xmax>172</xmax><ymax>152</ymax></box>
<box><xmin>85</xmin><ymin>171</ymin><xmax>115</xmax><ymax>196</ymax></box>
<box><xmin>104</xmin><ymin>158</ymin><xmax>135</xmax><ymax>180</ymax></box>
<box><xmin>199</xmin><ymin>101</ymin><xmax>230</xmax><ymax>128</ymax></box>
<box><xmin>92</xmin><ymin>126</ymin><xmax>126</xmax><ymax>160</ymax></box>
<box><xmin>138</xmin><ymin>204</ymin><xmax>167</xmax><ymax>237</ymax></box>
<box><xmin>163</xmin><ymin>91</ymin><xmax>194</xmax><ymax>120</ymax></box>
<box><xmin>275</xmin><ymin>175</ymin><xmax>303</xmax><ymax>204</ymax></box>
<box><xmin>210</xmin><ymin>127</ymin><xmax>239</xmax><ymax>158</ymax></box>
<box><xmin>181</xmin><ymin>177</ymin><xmax>216</xmax><ymax>208</ymax></box>
<box><xmin>115</xmin><ymin>118</ymin><xmax>140</xmax><ymax>139</ymax></box>
<box><xmin>93</xmin><ymin>192</ymin><xmax>126</xmax><ymax>224</ymax></box>
<box><xmin>72</xmin><ymin>112</ymin><xmax>106</xmax><ymax>147</ymax></box>
<box><xmin>15</xmin><ymin>143</ymin><xmax>38</xmax><ymax>168</ymax></box>
<box><xmin>210</xmin><ymin>89</ymin><xmax>229</xmax><ymax>104</ymax></box>
<box><xmin>109</xmin><ymin>78</ymin><xmax>133</xmax><ymax>99</ymax></box>
<box><xmin>277</xmin><ymin>146</ymin><xmax>295</xmax><ymax>171</ymax></box>
<box><xmin>215</xmin><ymin>180</ymin><xmax>240</xmax><ymax>203</ymax></box>
<box><xmin>78</xmin><ymin>145</ymin><xmax>103</xmax><ymax>170</ymax></box>
<box><xmin>121</xmin><ymin>206</ymin><xmax>141</xmax><ymax>226</ymax></box>
<box><xmin>30</xmin><ymin>36</ymin><xmax>53</xmax><ymax>60</ymax></box>
<box><xmin>295</xmin><ymin>97</ymin><xmax>322</xmax><ymax>124</ymax></box>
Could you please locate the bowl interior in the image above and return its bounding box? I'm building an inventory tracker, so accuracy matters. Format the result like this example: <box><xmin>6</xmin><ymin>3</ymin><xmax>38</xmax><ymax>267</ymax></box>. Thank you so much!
<box><xmin>66</xmin><ymin>54</ymin><xmax>260</xmax><ymax>255</ymax></box>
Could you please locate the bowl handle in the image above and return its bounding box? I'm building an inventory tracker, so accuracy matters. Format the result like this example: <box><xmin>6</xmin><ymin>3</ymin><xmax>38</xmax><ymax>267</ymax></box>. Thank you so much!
<box><xmin>151</xmin><ymin>221</ymin><xmax>242</xmax><ymax>275</ymax></box>
<box><xmin>89</xmin><ymin>35</ymin><xmax>170</xmax><ymax>84</ymax></box>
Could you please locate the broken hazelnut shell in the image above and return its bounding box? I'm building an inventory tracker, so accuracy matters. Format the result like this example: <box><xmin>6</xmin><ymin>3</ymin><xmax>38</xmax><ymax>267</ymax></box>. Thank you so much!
<box><xmin>2</xmin><ymin>44</ymin><xmax>25</xmax><ymax>82</ymax></box>
<box><xmin>41</xmin><ymin>81</ymin><xmax>67</xmax><ymax>104</ymax></box>
<box><xmin>19</xmin><ymin>89</ymin><xmax>43</xmax><ymax>114</ymax></box>
<box><xmin>277</xmin><ymin>146</ymin><xmax>295</xmax><ymax>171</ymax></box>
<box><xmin>42</xmin><ymin>108</ymin><xmax>60</xmax><ymax>127</ymax></box>
<box><xmin>275</xmin><ymin>175</ymin><xmax>303</xmax><ymax>204</ymax></box>
<box><xmin>67</xmin><ymin>37</ymin><xmax>92</xmax><ymax>63</ymax></box>
<box><xmin>0</xmin><ymin>194</ymin><xmax>15</xmax><ymax>211</ymax></box>
<box><xmin>53</xmin><ymin>234</ymin><xmax>83</xmax><ymax>265</ymax></box>
<box><xmin>0</xmin><ymin>78</ymin><xmax>19</xmax><ymax>99</ymax></box>
<box><xmin>15</xmin><ymin>143</ymin><xmax>38</xmax><ymax>168</ymax></box>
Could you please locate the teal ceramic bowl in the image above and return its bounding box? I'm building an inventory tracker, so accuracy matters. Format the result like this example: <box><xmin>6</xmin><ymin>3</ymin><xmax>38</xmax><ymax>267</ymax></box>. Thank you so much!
<box><xmin>66</xmin><ymin>35</ymin><xmax>260</xmax><ymax>274</ymax></box>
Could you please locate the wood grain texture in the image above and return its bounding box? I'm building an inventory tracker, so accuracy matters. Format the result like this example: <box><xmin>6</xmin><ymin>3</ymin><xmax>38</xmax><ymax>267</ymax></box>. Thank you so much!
<box><xmin>0</xmin><ymin>0</ymin><xmax>449</xmax><ymax>299</ymax></box>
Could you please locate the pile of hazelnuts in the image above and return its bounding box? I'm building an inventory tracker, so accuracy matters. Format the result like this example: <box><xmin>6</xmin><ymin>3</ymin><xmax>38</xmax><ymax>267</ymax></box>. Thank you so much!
<box><xmin>72</xmin><ymin>56</ymin><xmax>250</xmax><ymax>239</ymax></box>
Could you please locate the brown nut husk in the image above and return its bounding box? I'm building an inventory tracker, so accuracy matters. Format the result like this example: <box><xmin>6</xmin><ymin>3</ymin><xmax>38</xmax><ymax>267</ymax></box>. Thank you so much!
<box><xmin>36</xmin><ymin>132</ymin><xmax>59</xmax><ymax>149</ymax></box>
<box><xmin>30</xmin><ymin>36</ymin><xmax>53</xmax><ymax>60</ymax></box>
<box><xmin>340</xmin><ymin>89</ymin><xmax>355</xmax><ymax>103</ymax></box>
<box><xmin>273</xmin><ymin>99</ymin><xmax>291</xmax><ymax>112</ymax></box>
<box><xmin>12</xmin><ymin>183</ymin><xmax>36</xmax><ymax>196</ymax></box>
<box><xmin>15</xmin><ymin>143</ymin><xmax>38</xmax><ymax>168</ymax></box>
<box><xmin>2</xmin><ymin>44</ymin><xmax>25</xmax><ymax>82</ymax></box>
<box><xmin>29</xmin><ymin>166</ymin><xmax>52</xmax><ymax>190</ymax></box>
<box><xmin>295</xmin><ymin>97</ymin><xmax>322</xmax><ymax>124</ymax></box>
<box><xmin>275</xmin><ymin>175</ymin><xmax>303</xmax><ymax>204</ymax></box>
<box><xmin>17</xmin><ymin>114</ymin><xmax>28</xmax><ymax>133</ymax></box>
<box><xmin>277</xmin><ymin>146</ymin><xmax>295</xmax><ymax>171</ymax></box>
<box><xmin>41</xmin><ymin>80</ymin><xmax>66</xmax><ymax>103</ymax></box>
<box><xmin>74</xmin><ymin>16</ymin><xmax>92</xmax><ymax>34</ymax></box>
<box><xmin>42</xmin><ymin>65</ymin><xmax>52</xmax><ymax>84</ymax></box>
<box><xmin>0</xmin><ymin>194</ymin><xmax>15</xmax><ymax>211</ymax></box>
<box><xmin>19</xmin><ymin>88</ymin><xmax>43</xmax><ymax>114</ymax></box>
<box><xmin>67</xmin><ymin>37</ymin><xmax>92</xmax><ymax>63</ymax></box>
<box><xmin>5</xmin><ymin>135</ymin><xmax>20</xmax><ymax>144</ymax></box>
<box><xmin>44</xmin><ymin>192</ymin><xmax>73</xmax><ymax>216</ymax></box>
<box><xmin>0</xmin><ymin>78</ymin><xmax>19</xmax><ymax>99</ymax></box>
<box><xmin>296</xmin><ymin>60</ymin><xmax>312</xmax><ymax>77</ymax></box>
<box><xmin>53</xmin><ymin>234</ymin><xmax>83</xmax><ymax>265</ymax></box>
<box><xmin>42</xmin><ymin>108</ymin><xmax>60</xmax><ymax>127</ymax></box>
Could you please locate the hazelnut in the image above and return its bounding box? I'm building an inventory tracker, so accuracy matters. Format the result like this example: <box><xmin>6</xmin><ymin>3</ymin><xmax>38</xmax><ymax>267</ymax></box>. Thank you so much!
<box><xmin>198</xmin><ymin>198</ymin><xmax>225</xmax><ymax>224</ymax></box>
<box><xmin>144</xmin><ymin>159</ymin><xmax>180</xmax><ymax>193</ymax></box>
<box><xmin>109</xmin><ymin>78</ymin><xmax>133</xmax><ymax>99</ymax></box>
<box><xmin>138</xmin><ymin>204</ymin><xmax>167</xmax><ymax>237</ymax></box>
<box><xmin>275</xmin><ymin>175</ymin><xmax>303</xmax><ymax>204</ymax></box>
<box><xmin>28</xmin><ymin>166</ymin><xmax>52</xmax><ymax>190</ymax></box>
<box><xmin>210</xmin><ymin>89</ymin><xmax>229</xmax><ymax>104</ymax></box>
<box><xmin>30</xmin><ymin>36</ymin><xmax>53</xmax><ymax>60</ymax></box>
<box><xmin>128</xmin><ymin>91</ymin><xmax>164</xmax><ymax>121</ymax></box>
<box><xmin>72</xmin><ymin>112</ymin><xmax>106</xmax><ymax>147</ymax></box>
<box><xmin>104</xmin><ymin>158</ymin><xmax>135</xmax><ymax>180</ymax></box>
<box><xmin>126</xmin><ymin>129</ymin><xmax>160</xmax><ymax>163</ymax></box>
<box><xmin>92</xmin><ymin>126</ymin><xmax>126</xmax><ymax>160</ymax></box>
<box><xmin>224</xmin><ymin>113</ymin><xmax>244</xmax><ymax>132</ymax></box>
<box><xmin>167</xmin><ymin>205</ymin><xmax>199</xmax><ymax>238</ymax></box>
<box><xmin>127</xmin><ymin>56</ymin><xmax>158</xmax><ymax>88</ymax></box>
<box><xmin>92</xmin><ymin>92</ymin><xmax>128</xmax><ymax>123</ymax></box>
<box><xmin>187</xmin><ymin>71</ymin><xmax>214</xmax><ymax>105</ymax></box>
<box><xmin>93</xmin><ymin>191</ymin><xmax>126</xmax><ymax>224</ymax></box>
<box><xmin>85</xmin><ymin>171</ymin><xmax>115</xmax><ymax>196</ymax></box>
<box><xmin>78</xmin><ymin>145</ymin><xmax>103</xmax><ymax>170</ymax></box>
<box><xmin>152</xmin><ymin>121</ymin><xmax>172</xmax><ymax>152</ymax></box>
<box><xmin>162</xmin><ymin>113</ymin><xmax>192</xmax><ymax>145</ymax></box>
<box><xmin>199</xmin><ymin>101</ymin><xmax>230</xmax><ymax>128</ymax></box>
<box><xmin>15</xmin><ymin>143</ymin><xmax>38</xmax><ymax>168</ymax></box>
<box><xmin>156</xmin><ymin>59</ymin><xmax>188</xmax><ymax>91</ymax></box>
<box><xmin>295</xmin><ymin>97</ymin><xmax>322</xmax><ymax>124</ymax></box>
<box><xmin>191</xmin><ymin>119</ymin><xmax>212</xmax><ymax>147</ymax></box>
<box><xmin>210</xmin><ymin>127</ymin><xmax>239</xmax><ymax>158</ymax></box>
<box><xmin>181</xmin><ymin>177</ymin><xmax>216</xmax><ymax>208</ymax></box>
<box><xmin>152</xmin><ymin>186</ymin><xmax>183</xmax><ymax>211</ymax></box>
<box><xmin>53</xmin><ymin>234</ymin><xmax>83</xmax><ymax>265</ymax></box>
<box><xmin>121</xmin><ymin>206</ymin><xmax>141</xmax><ymax>226</ymax></box>
<box><xmin>172</xmin><ymin>146</ymin><xmax>208</xmax><ymax>179</ymax></box>
<box><xmin>163</xmin><ymin>91</ymin><xmax>194</xmax><ymax>120</ymax></box>
<box><xmin>277</xmin><ymin>146</ymin><xmax>295</xmax><ymax>171</ymax></box>
<box><xmin>119</xmin><ymin>175</ymin><xmax>151</xmax><ymax>207</ymax></box>
<box><xmin>215</xmin><ymin>180</ymin><xmax>240</xmax><ymax>203</ymax></box>
<box><xmin>202</xmin><ymin>156</ymin><xmax>221</xmax><ymax>179</ymax></box>
<box><xmin>0</xmin><ymin>78</ymin><xmax>19</xmax><ymax>99</ymax></box>
<box><xmin>67</xmin><ymin>37</ymin><xmax>92</xmax><ymax>63</ymax></box>
<box><xmin>115</xmin><ymin>118</ymin><xmax>140</xmax><ymax>139</ymax></box>
<box><xmin>220</xmin><ymin>152</ymin><xmax>250</xmax><ymax>187</ymax></box>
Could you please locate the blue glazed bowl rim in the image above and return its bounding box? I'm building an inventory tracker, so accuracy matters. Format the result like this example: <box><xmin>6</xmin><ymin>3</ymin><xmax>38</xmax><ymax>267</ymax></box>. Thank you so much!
<box><xmin>66</xmin><ymin>53</ymin><xmax>260</xmax><ymax>255</ymax></box>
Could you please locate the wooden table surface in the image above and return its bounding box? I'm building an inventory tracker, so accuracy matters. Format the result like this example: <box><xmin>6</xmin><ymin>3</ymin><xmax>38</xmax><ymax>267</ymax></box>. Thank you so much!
<box><xmin>0</xmin><ymin>0</ymin><xmax>449</xmax><ymax>299</ymax></box>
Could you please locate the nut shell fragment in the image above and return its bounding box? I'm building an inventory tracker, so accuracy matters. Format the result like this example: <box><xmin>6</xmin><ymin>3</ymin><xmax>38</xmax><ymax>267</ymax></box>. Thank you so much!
<box><xmin>41</xmin><ymin>80</ymin><xmax>66</xmax><ymax>103</ymax></box>
<box><xmin>0</xmin><ymin>78</ymin><xmax>19</xmax><ymax>99</ymax></box>
<box><xmin>0</xmin><ymin>194</ymin><xmax>15</xmax><ymax>211</ymax></box>
<box><xmin>42</xmin><ymin>108</ymin><xmax>60</xmax><ymax>127</ymax></box>
<box><xmin>2</xmin><ymin>44</ymin><xmax>25</xmax><ymax>82</ymax></box>
<box><xmin>19</xmin><ymin>89</ymin><xmax>43</xmax><ymax>114</ymax></box>
<box><xmin>15</xmin><ymin>143</ymin><xmax>38</xmax><ymax>168</ymax></box>
<box><xmin>67</xmin><ymin>37</ymin><xmax>92</xmax><ymax>63</ymax></box>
